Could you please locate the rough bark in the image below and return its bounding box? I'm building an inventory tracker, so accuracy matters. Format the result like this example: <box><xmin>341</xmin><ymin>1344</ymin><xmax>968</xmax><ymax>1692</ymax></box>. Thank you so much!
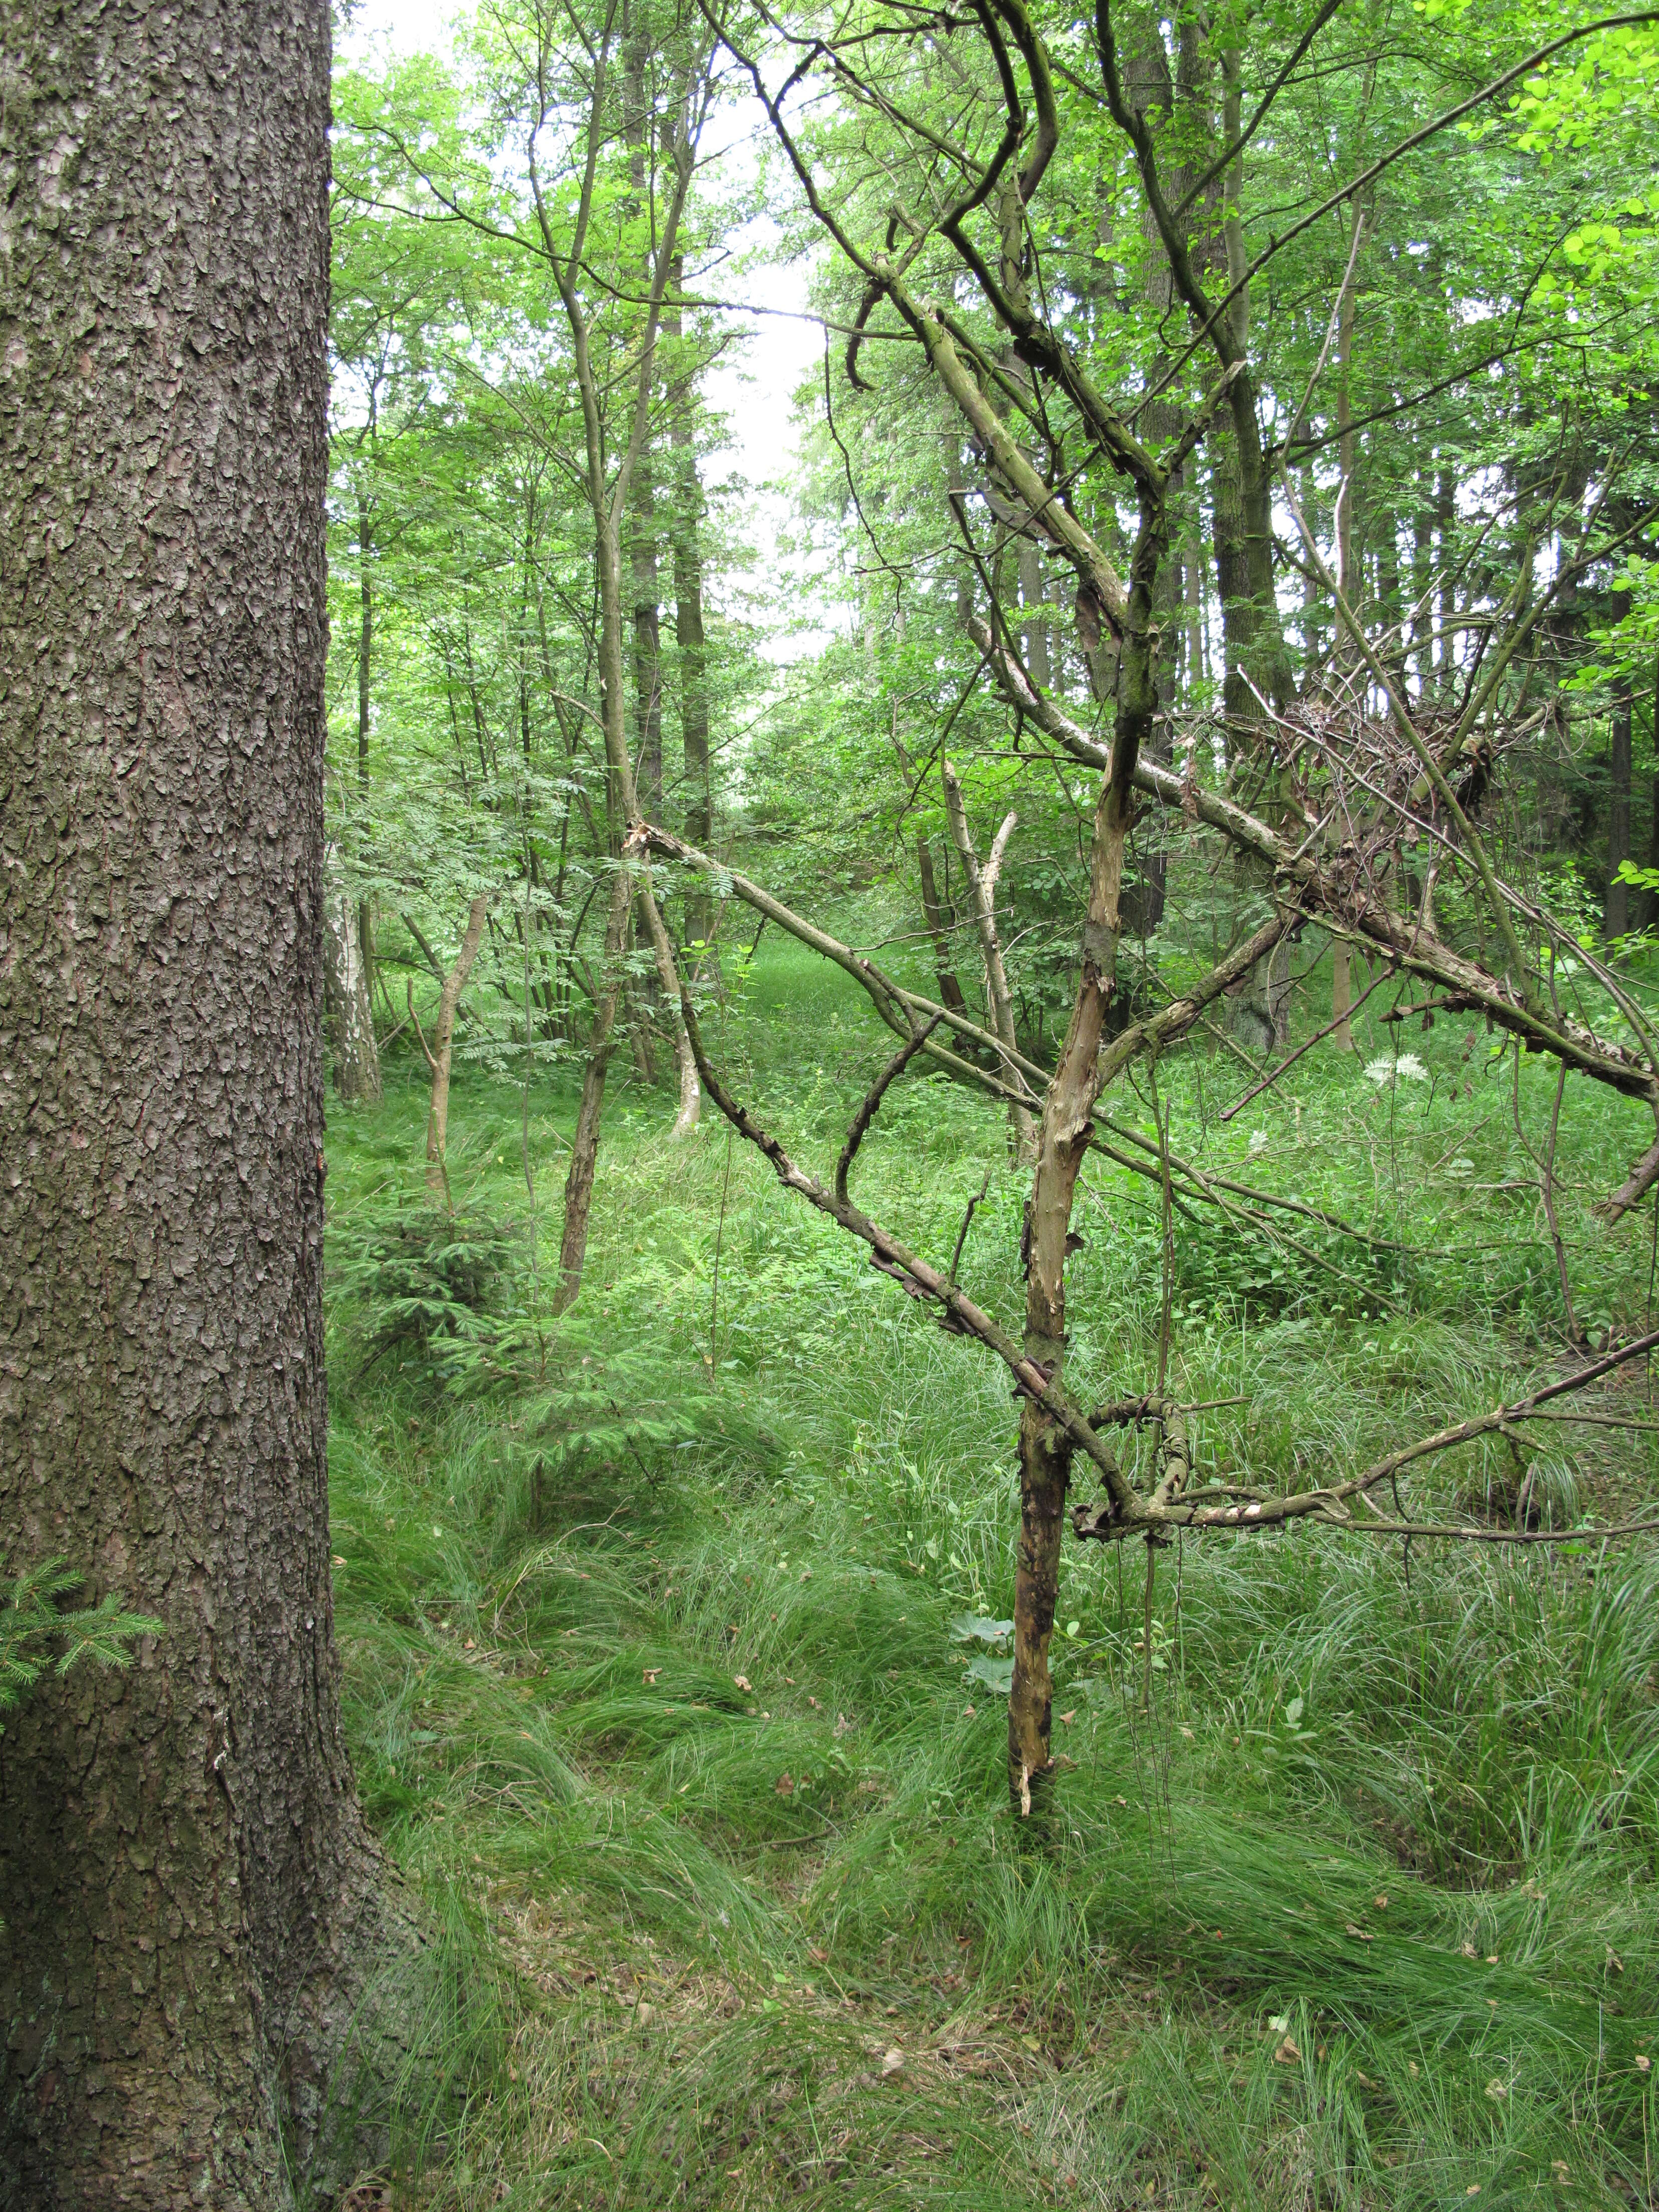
<box><xmin>324</xmin><ymin>851</ymin><xmax>383</xmax><ymax>1103</ymax></box>
<box><xmin>0</xmin><ymin>6</ymin><xmax>412</xmax><ymax>2202</ymax></box>
<box><xmin>421</xmin><ymin>894</ymin><xmax>491</xmax><ymax>1197</ymax></box>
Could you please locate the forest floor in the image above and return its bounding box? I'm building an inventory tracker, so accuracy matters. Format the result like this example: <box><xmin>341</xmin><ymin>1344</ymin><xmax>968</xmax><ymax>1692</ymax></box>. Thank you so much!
<box><xmin>323</xmin><ymin>929</ymin><xmax>1659</xmax><ymax>2210</ymax></box>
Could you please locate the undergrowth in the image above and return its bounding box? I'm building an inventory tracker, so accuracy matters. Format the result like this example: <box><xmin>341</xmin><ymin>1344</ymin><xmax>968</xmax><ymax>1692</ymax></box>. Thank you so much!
<box><xmin>320</xmin><ymin>931</ymin><xmax>1659</xmax><ymax>2209</ymax></box>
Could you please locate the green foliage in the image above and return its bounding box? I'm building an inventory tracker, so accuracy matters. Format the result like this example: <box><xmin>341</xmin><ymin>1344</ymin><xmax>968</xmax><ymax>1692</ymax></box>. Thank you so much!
<box><xmin>332</xmin><ymin>1204</ymin><xmax>526</xmax><ymax>1392</ymax></box>
<box><xmin>0</xmin><ymin>1560</ymin><xmax>160</xmax><ymax>1727</ymax></box>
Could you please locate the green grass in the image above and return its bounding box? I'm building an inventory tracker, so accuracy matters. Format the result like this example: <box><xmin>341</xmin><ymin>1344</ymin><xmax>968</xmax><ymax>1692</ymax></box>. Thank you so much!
<box><xmin>319</xmin><ymin>925</ymin><xmax>1659</xmax><ymax>2208</ymax></box>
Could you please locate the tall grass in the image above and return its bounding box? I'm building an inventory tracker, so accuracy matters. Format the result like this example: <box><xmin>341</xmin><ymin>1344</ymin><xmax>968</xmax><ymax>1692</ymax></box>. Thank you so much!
<box><xmin>319</xmin><ymin>927</ymin><xmax>1659</xmax><ymax>2206</ymax></box>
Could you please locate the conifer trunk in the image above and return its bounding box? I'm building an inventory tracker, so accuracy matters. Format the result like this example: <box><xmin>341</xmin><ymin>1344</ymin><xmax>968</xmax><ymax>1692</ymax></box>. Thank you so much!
<box><xmin>0</xmin><ymin>7</ymin><xmax>408</xmax><ymax>2200</ymax></box>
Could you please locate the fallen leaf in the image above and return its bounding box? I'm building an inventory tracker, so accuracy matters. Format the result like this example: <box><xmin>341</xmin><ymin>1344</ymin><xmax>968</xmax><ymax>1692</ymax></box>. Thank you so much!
<box><xmin>1552</xmin><ymin>2163</ymin><xmax>1572</xmax><ymax>2183</ymax></box>
<box><xmin>963</xmin><ymin>1704</ymin><xmax>976</xmax><ymax>1718</ymax></box>
<box><xmin>1356</xmin><ymin>2070</ymin><xmax>1376</xmax><ymax>2089</ymax></box>
<box><xmin>1607</xmin><ymin>1948</ymin><xmax>1625</xmax><ymax>1974</ymax></box>
<box><xmin>807</xmin><ymin>1946</ymin><xmax>827</xmax><ymax>1964</ymax></box>
<box><xmin>1374</xmin><ymin>1894</ymin><xmax>1389</xmax><ymax>1910</ymax></box>
<box><xmin>1460</xmin><ymin>1943</ymin><xmax>1478</xmax><ymax>1960</ymax></box>
<box><xmin>1273</xmin><ymin>2035</ymin><xmax>1300</xmax><ymax>2064</ymax></box>
<box><xmin>1057</xmin><ymin>1710</ymin><xmax>1076</xmax><ymax>1726</ymax></box>
<box><xmin>1485</xmin><ymin>2077</ymin><xmax>1507</xmax><ymax>2101</ymax></box>
<box><xmin>1637</xmin><ymin>2054</ymin><xmax>1651</xmax><ymax>2074</ymax></box>
<box><xmin>785</xmin><ymin>1676</ymin><xmax>795</xmax><ymax>1685</ymax></box>
<box><xmin>1408</xmin><ymin>2060</ymin><xmax>1420</xmax><ymax>2077</ymax></box>
<box><xmin>643</xmin><ymin>1668</ymin><xmax>661</xmax><ymax>1685</ymax></box>
<box><xmin>733</xmin><ymin>1674</ymin><xmax>752</xmax><ymax>1693</ymax></box>
<box><xmin>808</xmin><ymin>1696</ymin><xmax>819</xmax><ymax>1708</ymax></box>
<box><xmin>463</xmin><ymin>1637</ymin><xmax>476</xmax><ymax>1650</ymax></box>
<box><xmin>1115</xmin><ymin>1795</ymin><xmax>1128</xmax><ymax>1807</ymax></box>
<box><xmin>1346</xmin><ymin>1924</ymin><xmax>1372</xmax><ymax>1942</ymax></box>
<box><xmin>1466</xmin><ymin>2188</ymin><xmax>1481</xmax><ymax>2198</ymax></box>
<box><xmin>881</xmin><ymin>2047</ymin><xmax>904</xmax><ymax>2077</ymax></box>
<box><xmin>1485</xmin><ymin>1954</ymin><xmax>1498</xmax><ymax>1966</ymax></box>
<box><xmin>775</xmin><ymin>1772</ymin><xmax>795</xmax><ymax>1797</ymax></box>
<box><xmin>1179</xmin><ymin>1725</ymin><xmax>1195</xmax><ymax>1741</ymax></box>
<box><xmin>331</xmin><ymin>1555</ymin><xmax>347</xmax><ymax>1567</ymax></box>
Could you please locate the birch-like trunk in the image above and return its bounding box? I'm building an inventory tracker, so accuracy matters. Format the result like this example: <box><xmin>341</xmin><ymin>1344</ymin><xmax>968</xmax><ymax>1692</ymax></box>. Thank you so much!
<box><xmin>324</xmin><ymin>855</ymin><xmax>383</xmax><ymax>1102</ymax></box>
<box><xmin>423</xmin><ymin>893</ymin><xmax>490</xmax><ymax>1198</ymax></box>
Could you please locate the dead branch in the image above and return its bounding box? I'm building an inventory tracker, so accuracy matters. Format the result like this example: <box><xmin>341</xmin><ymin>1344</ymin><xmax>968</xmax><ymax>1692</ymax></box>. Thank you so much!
<box><xmin>835</xmin><ymin>1015</ymin><xmax>942</xmax><ymax>1204</ymax></box>
<box><xmin>968</xmin><ymin>619</ymin><xmax>1656</xmax><ymax>1109</ymax></box>
<box><xmin>666</xmin><ymin>964</ymin><xmax>1139</xmax><ymax>1517</ymax></box>
<box><xmin>1073</xmin><ymin>1326</ymin><xmax>1659</xmax><ymax>1545</ymax></box>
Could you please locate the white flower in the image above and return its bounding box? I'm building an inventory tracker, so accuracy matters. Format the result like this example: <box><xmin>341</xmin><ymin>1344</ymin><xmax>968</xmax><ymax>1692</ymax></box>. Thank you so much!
<box><xmin>1248</xmin><ymin>1129</ymin><xmax>1268</xmax><ymax>1153</ymax></box>
<box><xmin>1364</xmin><ymin>1052</ymin><xmax>1428</xmax><ymax>1086</ymax></box>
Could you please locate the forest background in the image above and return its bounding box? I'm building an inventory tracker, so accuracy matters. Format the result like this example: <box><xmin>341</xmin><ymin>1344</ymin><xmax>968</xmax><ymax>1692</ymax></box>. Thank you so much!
<box><xmin>312</xmin><ymin>0</ymin><xmax>1659</xmax><ymax>2202</ymax></box>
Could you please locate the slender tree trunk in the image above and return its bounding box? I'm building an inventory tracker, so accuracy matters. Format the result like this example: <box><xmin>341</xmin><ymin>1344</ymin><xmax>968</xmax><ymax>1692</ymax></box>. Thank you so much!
<box><xmin>0</xmin><ymin>8</ymin><xmax>413</xmax><ymax>2201</ymax></box>
<box><xmin>552</xmin><ymin>46</ymin><xmax>704</xmax><ymax>1306</ymax></box>
<box><xmin>1606</xmin><ymin>674</ymin><xmax>1634</xmax><ymax>941</ymax></box>
<box><xmin>667</xmin><ymin>260</ymin><xmax>713</xmax><ymax>951</ymax></box>
<box><xmin>358</xmin><ymin>481</ymin><xmax>376</xmax><ymax>981</ymax></box>
<box><xmin>1017</xmin><ymin>540</ymin><xmax>1051</xmax><ymax>690</ymax></box>
<box><xmin>942</xmin><ymin>765</ymin><xmax>1035</xmax><ymax>1156</ymax></box>
<box><xmin>557</xmin><ymin>857</ymin><xmax>633</xmax><ymax>1306</ymax></box>
<box><xmin>630</xmin><ymin>457</ymin><xmax>665</xmax><ymax>817</ymax></box>
<box><xmin>325</xmin><ymin>850</ymin><xmax>383</xmax><ymax>1103</ymax></box>
<box><xmin>1008</xmin><ymin>494</ymin><xmax>1166</xmax><ymax>1820</ymax></box>
<box><xmin>421</xmin><ymin>895</ymin><xmax>491</xmax><ymax>1197</ymax></box>
<box><xmin>917</xmin><ymin>834</ymin><xmax>971</xmax><ymax>1019</ymax></box>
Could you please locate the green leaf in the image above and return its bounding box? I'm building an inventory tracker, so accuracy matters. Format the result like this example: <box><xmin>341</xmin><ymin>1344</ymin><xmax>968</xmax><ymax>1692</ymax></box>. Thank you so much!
<box><xmin>949</xmin><ymin>1613</ymin><xmax>1013</xmax><ymax>1645</ymax></box>
<box><xmin>964</xmin><ymin>1653</ymin><xmax>1015</xmax><ymax>1695</ymax></box>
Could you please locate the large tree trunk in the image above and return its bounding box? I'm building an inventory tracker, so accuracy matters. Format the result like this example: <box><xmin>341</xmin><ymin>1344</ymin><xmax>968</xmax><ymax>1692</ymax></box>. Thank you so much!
<box><xmin>0</xmin><ymin>7</ymin><xmax>410</xmax><ymax>2202</ymax></box>
<box><xmin>325</xmin><ymin>852</ymin><xmax>384</xmax><ymax>1103</ymax></box>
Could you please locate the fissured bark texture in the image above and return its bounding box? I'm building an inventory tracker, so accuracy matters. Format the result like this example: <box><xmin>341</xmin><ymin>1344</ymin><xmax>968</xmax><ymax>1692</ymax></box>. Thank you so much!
<box><xmin>0</xmin><ymin>5</ymin><xmax>388</xmax><ymax>2203</ymax></box>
